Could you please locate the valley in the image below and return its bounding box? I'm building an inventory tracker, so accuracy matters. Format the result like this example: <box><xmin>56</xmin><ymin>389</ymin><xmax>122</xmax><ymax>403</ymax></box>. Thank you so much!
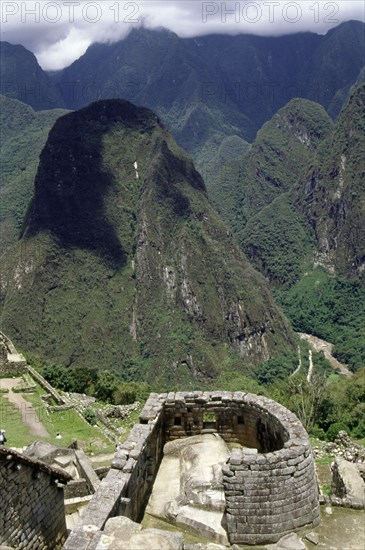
<box><xmin>298</xmin><ymin>333</ymin><xmax>352</xmax><ymax>377</ymax></box>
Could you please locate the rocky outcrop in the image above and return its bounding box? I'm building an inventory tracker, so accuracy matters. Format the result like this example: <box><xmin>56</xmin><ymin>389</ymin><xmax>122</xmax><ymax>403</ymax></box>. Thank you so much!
<box><xmin>332</xmin><ymin>457</ymin><xmax>365</xmax><ymax>506</ymax></box>
<box><xmin>99</xmin><ymin>517</ymin><xmax>184</xmax><ymax>550</ymax></box>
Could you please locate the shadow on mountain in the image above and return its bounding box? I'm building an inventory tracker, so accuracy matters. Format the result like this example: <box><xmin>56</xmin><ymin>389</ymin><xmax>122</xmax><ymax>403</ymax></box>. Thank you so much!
<box><xmin>22</xmin><ymin>102</ymin><xmax>132</xmax><ymax>268</ymax></box>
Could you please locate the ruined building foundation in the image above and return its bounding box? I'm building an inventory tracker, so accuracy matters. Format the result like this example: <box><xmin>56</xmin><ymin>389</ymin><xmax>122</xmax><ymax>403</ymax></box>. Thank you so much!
<box><xmin>64</xmin><ymin>391</ymin><xmax>320</xmax><ymax>548</ymax></box>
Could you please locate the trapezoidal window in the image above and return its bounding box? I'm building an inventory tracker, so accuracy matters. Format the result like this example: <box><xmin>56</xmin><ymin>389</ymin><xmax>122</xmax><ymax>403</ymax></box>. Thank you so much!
<box><xmin>203</xmin><ymin>411</ymin><xmax>217</xmax><ymax>430</ymax></box>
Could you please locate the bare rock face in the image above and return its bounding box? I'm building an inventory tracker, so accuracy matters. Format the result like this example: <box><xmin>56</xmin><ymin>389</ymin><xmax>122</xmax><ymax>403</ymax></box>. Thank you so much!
<box><xmin>146</xmin><ymin>434</ymin><xmax>229</xmax><ymax>544</ymax></box>
<box><xmin>332</xmin><ymin>457</ymin><xmax>365</xmax><ymax>501</ymax></box>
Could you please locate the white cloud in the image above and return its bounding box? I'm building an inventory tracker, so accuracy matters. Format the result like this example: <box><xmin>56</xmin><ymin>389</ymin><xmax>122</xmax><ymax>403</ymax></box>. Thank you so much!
<box><xmin>1</xmin><ymin>1</ymin><xmax>364</xmax><ymax>70</ymax></box>
<box><xmin>36</xmin><ymin>27</ymin><xmax>93</xmax><ymax>70</ymax></box>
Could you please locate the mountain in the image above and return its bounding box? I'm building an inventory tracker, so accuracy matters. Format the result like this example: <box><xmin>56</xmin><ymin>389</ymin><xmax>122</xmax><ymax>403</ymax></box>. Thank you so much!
<box><xmin>298</xmin><ymin>83</ymin><xmax>365</xmax><ymax>278</ymax></box>
<box><xmin>210</xmin><ymin>85</ymin><xmax>365</xmax><ymax>284</ymax></box>
<box><xmin>0</xmin><ymin>100</ymin><xmax>295</xmax><ymax>387</ymax></box>
<box><xmin>207</xmin><ymin>87</ymin><xmax>365</xmax><ymax>371</ymax></box>
<box><xmin>0</xmin><ymin>42</ymin><xmax>64</xmax><ymax>110</ymax></box>
<box><xmin>210</xmin><ymin>98</ymin><xmax>334</xmax><ymax>285</ymax></box>
<box><xmin>2</xmin><ymin>21</ymin><xmax>363</xmax><ymax>170</ymax></box>
<box><xmin>0</xmin><ymin>96</ymin><xmax>68</xmax><ymax>254</ymax></box>
<box><xmin>54</xmin><ymin>21</ymin><xmax>364</xmax><ymax>162</ymax></box>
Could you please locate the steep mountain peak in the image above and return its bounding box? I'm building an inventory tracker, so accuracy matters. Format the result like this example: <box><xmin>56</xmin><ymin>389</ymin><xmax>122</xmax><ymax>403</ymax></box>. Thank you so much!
<box><xmin>271</xmin><ymin>98</ymin><xmax>334</xmax><ymax>150</ymax></box>
<box><xmin>299</xmin><ymin>83</ymin><xmax>365</xmax><ymax>277</ymax></box>
<box><xmin>0</xmin><ymin>41</ymin><xmax>64</xmax><ymax>110</ymax></box>
<box><xmin>224</xmin><ymin>98</ymin><xmax>333</xmax><ymax>224</ymax></box>
<box><xmin>208</xmin><ymin>97</ymin><xmax>333</xmax><ymax>285</ymax></box>
<box><xmin>23</xmin><ymin>99</ymin><xmax>195</xmax><ymax>266</ymax></box>
<box><xmin>127</xmin><ymin>26</ymin><xmax>179</xmax><ymax>40</ymax></box>
<box><xmin>1</xmin><ymin>100</ymin><xmax>295</xmax><ymax>384</ymax></box>
<box><xmin>325</xmin><ymin>19</ymin><xmax>365</xmax><ymax>37</ymax></box>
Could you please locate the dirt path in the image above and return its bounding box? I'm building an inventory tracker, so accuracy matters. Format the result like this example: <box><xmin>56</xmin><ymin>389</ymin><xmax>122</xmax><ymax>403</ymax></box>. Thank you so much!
<box><xmin>1</xmin><ymin>378</ymin><xmax>50</xmax><ymax>438</ymax></box>
<box><xmin>297</xmin><ymin>333</ymin><xmax>352</xmax><ymax>377</ymax></box>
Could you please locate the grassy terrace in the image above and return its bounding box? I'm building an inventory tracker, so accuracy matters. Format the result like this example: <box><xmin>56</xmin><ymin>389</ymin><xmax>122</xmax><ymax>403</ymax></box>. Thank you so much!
<box><xmin>0</xmin><ymin>380</ymin><xmax>114</xmax><ymax>454</ymax></box>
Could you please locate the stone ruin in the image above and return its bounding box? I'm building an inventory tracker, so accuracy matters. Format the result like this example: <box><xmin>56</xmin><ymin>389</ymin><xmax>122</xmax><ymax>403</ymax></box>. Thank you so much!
<box><xmin>0</xmin><ymin>331</ymin><xmax>27</xmax><ymax>376</ymax></box>
<box><xmin>0</xmin><ymin>447</ymin><xmax>72</xmax><ymax>549</ymax></box>
<box><xmin>23</xmin><ymin>440</ymin><xmax>105</xmax><ymax>502</ymax></box>
<box><xmin>64</xmin><ymin>391</ymin><xmax>320</xmax><ymax>548</ymax></box>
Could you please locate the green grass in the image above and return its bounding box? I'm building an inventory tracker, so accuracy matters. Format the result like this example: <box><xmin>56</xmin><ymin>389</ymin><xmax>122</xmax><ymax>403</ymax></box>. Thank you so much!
<box><xmin>0</xmin><ymin>382</ymin><xmax>114</xmax><ymax>454</ymax></box>
<box><xmin>322</xmin><ymin>482</ymin><xmax>332</xmax><ymax>496</ymax></box>
<box><xmin>25</xmin><ymin>387</ymin><xmax>114</xmax><ymax>453</ymax></box>
<box><xmin>0</xmin><ymin>392</ymin><xmax>33</xmax><ymax>447</ymax></box>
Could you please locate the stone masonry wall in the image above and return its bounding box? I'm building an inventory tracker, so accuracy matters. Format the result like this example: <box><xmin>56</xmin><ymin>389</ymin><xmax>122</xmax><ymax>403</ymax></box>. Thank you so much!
<box><xmin>0</xmin><ymin>332</ymin><xmax>27</xmax><ymax>376</ymax></box>
<box><xmin>64</xmin><ymin>391</ymin><xmax>319</xmax><ymax>548</ymax></box>
<box><xmin>63</xmin><ymin>394</ymin><xmax>166</xmax><ymax>550</ymax></box>
<box><xmin>162</xmin><ymin>390</ymin><xmax>287</xmax><ymax>451</ymax></box>
<box><xmin>161</xmin><ymin>391</ymin><xmax>319</xmax><ymax>545</ymax></box>
<box><xmin>223</xmin><ymin>393</ymin><xmax>320</xmax><ymax>546</ymax></box>
<box><xmin>26</xmin><ymin>364</ymin><xmax>65</xmax><ymax>405</ymax></box>
<box><xmin>0</xmin><ymin>454</ymin><xmax>67</xmax><ymax>549</ymax></box>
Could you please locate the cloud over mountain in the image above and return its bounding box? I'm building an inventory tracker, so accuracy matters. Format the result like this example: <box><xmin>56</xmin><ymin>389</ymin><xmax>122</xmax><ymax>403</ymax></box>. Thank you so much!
<box><xmin>1</xmin><ymin>1</ymin><xmax>364</xmax><ymax>69</ymax></box>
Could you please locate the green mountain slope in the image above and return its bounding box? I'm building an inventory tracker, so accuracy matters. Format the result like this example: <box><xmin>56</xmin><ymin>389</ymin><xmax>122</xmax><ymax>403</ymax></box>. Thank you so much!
<box><xmin>0</xmin><ymin>100</ymin><xmax>295</xmax><ymax>387</ymax></box>
<box><xmin>210</xmin><ymin>98</ymin><xmax>333</xmax><ymax>284</ymax></box>
<box><xmin>0</xmin><ymin>42</ymin><xmax>64</xmax><ymax>110</ymax></box>
<box><xmin>209</xmin><ymin>88</ymin><xmax>365</xmax><ymax>371</ymax></box>
<box><xmin>298</xmin><ymin>83</ymin><xmax>365</xmax><ymax>277</ymax></box>
<box><xmin>0</xmin><ymin>96</ymin><xmax>68</xmax><ymax>253</ymax></box>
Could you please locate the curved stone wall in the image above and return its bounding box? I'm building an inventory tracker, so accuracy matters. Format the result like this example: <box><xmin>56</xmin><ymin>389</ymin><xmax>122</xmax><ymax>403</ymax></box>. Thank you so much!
<box><xmin>64</xmin><ymin>391</ymin><xmax>320</xmax><ymax>548</ymax></box>
<box><xmin>144</xmin><ymin>391</ymin><xmax>320</xmax><ymax>545</ymax></box>
<box><xmin>161</xmin><ymin>390</ymin><xmax>289</xmax><ymax>452</ymax></box>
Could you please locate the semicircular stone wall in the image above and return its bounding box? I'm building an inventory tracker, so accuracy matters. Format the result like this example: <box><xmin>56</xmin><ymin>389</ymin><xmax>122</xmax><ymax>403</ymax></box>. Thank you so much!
<box><xmin>64</xmin><ymin>391</ymin><xmax>320</xmax><ymax>549</ymax></box>
<box><xmin>158</xmin><ymin>391</ymin><xmax>320</xmax><ymax>545</ymax></box>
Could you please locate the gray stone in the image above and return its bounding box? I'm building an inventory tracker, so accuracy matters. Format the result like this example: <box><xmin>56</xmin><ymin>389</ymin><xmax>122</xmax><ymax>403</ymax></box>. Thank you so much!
<box><xmin>147</xmin><ymin>434</ymin><xmax>229</xmax><ymax>544</ymax></box>
<box><xmin>103</xmin><ymin>516</ymin><xmax>142</xmax><ymax>534</ymax></box>
<box><xmin>97</xmin><ymin>529</ymin><xmax>184</xmax><ymax>550</ymax></box>
<box><xmin>54</xmin><ymin>455</ymin><xmax>73</xmax><ymax>468</ymax></box>
<box><xmin>305</xmin><ymin>532</ymin><xmax>319</xmax><ymax>545</ymax></box>
<box><xmin>332</xmin><ymin>457</ymin><xmax>365</xmax><ymax>500</ymax></box>
<box><xmin>267</xmin><ymin>533</ymin><xmax>306</xmax><ymax>549</ymax></box>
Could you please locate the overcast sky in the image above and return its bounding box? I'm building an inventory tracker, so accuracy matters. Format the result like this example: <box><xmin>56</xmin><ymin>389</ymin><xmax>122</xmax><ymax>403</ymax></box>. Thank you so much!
<box><xmin>1</xmin><ymin>1</ymin><xmax>364</xmax><ymax>70</ymax></box>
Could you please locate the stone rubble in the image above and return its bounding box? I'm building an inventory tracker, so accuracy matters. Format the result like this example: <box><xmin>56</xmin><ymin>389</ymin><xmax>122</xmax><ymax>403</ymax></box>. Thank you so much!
<box><xmin>325</xmin><ymin>431</ymin><xmax>365</xmax><ymax>463</ymax></box>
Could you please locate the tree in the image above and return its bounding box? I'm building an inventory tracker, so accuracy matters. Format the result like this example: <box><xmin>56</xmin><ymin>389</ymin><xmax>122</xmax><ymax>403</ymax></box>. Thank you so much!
<box><xmin>95</xmin><ymin>370</ymin><xmax>118</xmax><ymax>402</ymax></box>
<box><xmin>286</xmin><ymin>373</ymin><xmax>328</xmax><ymax>431</ymax></box>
